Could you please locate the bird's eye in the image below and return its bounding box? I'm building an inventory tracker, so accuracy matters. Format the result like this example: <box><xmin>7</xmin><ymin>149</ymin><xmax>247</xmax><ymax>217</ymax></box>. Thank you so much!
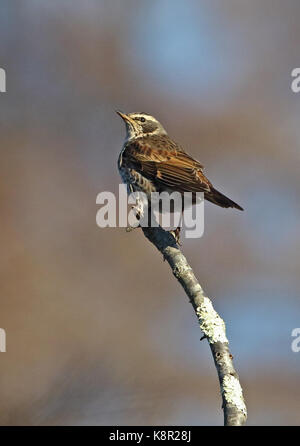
<box><xmin>140</xmin><ymin>117</ymin><xmax>146</xmax><ymax>123</ymax></box>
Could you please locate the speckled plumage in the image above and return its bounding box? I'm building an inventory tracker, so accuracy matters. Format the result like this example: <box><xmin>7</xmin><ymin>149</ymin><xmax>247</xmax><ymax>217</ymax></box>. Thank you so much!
<box><xmin>117</xmin><ymin>112</ymin><xmax>243</xmax><ymax>211</ymax></box>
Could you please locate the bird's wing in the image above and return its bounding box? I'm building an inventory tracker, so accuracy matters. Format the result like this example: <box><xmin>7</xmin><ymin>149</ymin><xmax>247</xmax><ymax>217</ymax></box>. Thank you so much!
<box><xmin>122</xmin><ymin>138</ymin><xmax>211</xmax><ymax>193</ymax></box>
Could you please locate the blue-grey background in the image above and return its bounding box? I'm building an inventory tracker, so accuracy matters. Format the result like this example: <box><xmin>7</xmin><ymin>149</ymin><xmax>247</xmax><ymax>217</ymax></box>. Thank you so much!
<box><xmin>0</xmin><ymin>0</ymin><xmax>299</xmax><ymax>425</ymax></box>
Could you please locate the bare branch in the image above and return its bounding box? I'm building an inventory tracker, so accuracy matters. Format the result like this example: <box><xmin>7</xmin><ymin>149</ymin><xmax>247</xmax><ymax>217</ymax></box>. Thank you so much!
<box><xmin>142</xmin><ymin>225</ymin><xmax>247</xmax><ymax>426</ymax></box>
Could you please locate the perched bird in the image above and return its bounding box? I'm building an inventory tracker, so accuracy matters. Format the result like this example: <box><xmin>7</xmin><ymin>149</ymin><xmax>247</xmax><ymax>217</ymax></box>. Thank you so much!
<box><xmin>117</xmin><ymin>111</ymin><xmax>243</xmax><ymax>237</ymax></box>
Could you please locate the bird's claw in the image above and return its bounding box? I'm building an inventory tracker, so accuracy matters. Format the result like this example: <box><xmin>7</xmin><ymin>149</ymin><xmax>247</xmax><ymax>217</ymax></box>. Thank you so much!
<box><xmin>169</xmin><ymin>227</ymin><xmax>182</xmax><ymax>246</ymax></box>
<box><xmin>126</xmin><ymin>226</ymin><xmax>137</xmax><ymax>232</ymax></box>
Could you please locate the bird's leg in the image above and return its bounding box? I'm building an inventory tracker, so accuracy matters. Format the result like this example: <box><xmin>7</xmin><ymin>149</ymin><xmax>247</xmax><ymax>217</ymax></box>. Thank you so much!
<box><xmin>169</xmin><ymin>209</ymin><xmax>183</xmax><ymax>245</ymax></box>
<box><xmin>170</xmin><ymin>226</ymin><xmax>181</xmax><ymax>245</ymax></box>
<box><xmin>126</xmin><ymin>197</ymin><xmax>145</xmax><ymax>232</ymax></box>
<box><xmin>135</xmin><ymin>197</ymin><xmax>145</xmax><ymax>220</ymax></box>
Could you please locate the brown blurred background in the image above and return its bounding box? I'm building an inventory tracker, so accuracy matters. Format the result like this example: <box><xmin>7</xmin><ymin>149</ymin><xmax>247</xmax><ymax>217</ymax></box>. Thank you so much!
<box><xmin>1</xmin><ymin>1</ymin><xmax>300</xmax><ymax>425</ymax></box>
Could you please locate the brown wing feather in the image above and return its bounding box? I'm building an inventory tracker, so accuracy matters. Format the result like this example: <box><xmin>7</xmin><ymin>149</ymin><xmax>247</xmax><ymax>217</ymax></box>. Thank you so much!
<box><xmin>122</xmin><ymin>136</ymin><xmax>211</xmax><ymax>194</ymax></box>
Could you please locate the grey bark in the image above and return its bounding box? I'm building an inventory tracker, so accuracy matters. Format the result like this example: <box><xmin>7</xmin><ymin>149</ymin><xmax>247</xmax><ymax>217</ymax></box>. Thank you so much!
<box><xmin>142</xmin><ymin>225</ymin><xmax>247</xmax><ymax>426</ymax></box>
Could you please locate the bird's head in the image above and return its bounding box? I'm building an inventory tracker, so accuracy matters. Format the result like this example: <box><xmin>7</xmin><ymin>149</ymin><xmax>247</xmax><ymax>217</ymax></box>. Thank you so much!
<box><xmin>116</xmin><ymin>111</ymin><xmax>167</xmax><ymax>141</ymax></box>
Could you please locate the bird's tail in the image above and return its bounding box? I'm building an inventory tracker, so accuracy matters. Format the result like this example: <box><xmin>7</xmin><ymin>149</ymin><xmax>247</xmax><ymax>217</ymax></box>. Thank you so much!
<box><xmin>205</xmin><ymin>187</ymin><xmax>243</xmax><ymax>211</ymax></box>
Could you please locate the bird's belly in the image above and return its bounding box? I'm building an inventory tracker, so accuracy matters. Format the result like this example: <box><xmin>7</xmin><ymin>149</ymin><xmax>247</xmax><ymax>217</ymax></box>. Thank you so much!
<box><xmin>119</xmin><ymin>167</ymin><xmax>156</xmax><ymax>198</ymax></box>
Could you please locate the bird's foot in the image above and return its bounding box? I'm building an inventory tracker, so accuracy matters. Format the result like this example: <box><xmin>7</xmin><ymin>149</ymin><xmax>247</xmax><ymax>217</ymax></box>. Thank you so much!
<box><xmin>169</xmin><ymin>226</ymin><xmax>182</xmax><ymax>246</ymax></box>
<box><xmin>126</xmin><ymin>225</ymin><xmax>138</xmax><ymax>233</ymax></box>
<box><xmin>134</xmin><ymin>199</ymin><xmax>145</xmax><ymax>220</ymax></box>
<box><xmin>126</xmin><ymin>203</ymin><xmax>143</xmax><ymax>232</ymax></box>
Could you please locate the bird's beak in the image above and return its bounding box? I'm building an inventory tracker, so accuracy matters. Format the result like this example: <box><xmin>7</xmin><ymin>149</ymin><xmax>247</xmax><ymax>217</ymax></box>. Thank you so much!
<box><xmin>116</xmin><ymin>110</ymin><xmax>136</xmax><ymax>126</ymax></box>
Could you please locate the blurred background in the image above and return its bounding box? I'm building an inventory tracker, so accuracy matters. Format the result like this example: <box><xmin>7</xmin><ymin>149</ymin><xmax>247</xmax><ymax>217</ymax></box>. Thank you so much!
<box><xmin>0</xmin><ymin>0</ymin><xmax>300</xmax><ymax>426</ymax></box>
